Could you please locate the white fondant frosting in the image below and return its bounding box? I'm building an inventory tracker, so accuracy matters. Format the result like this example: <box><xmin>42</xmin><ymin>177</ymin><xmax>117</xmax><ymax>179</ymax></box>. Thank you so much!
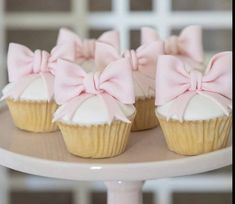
<box><xmin>156</xmin><ymin>94</ymin><xmax>226</xmax><ymax>121</ymax></box>
<box><xmin>2</xmin><ymin>77</ymin><xmax>50</xmax><ymax>101</ymax></box>
<box><xmin>61</xmin><ymin>95</ymin><xmax>135</xmax><ymax>125</ymax></box>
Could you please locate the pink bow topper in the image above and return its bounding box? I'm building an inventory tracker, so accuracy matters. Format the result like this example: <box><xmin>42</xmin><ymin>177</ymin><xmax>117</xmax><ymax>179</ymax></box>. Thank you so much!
<box><xmin>155</xmin><ymin>52</ymin><xmax>232</xmax><ymax>121</ymax></box>
<box><xmin>57</xmin><ymin>28</ymin><xmax>120</xmax><ymax>62</ymax></box>
<box><xmin>123</xmin><ymin>42</ymin><xmax>164</xmax><ymax>96</ymax></box>
<box><xmin>123</xmin><ymin>42</ymin><xmax>164</xmax><ymax>75</ymax></box>
<box><xmin>2</xmin><ymin>43</ymin><xmax>75</xmax><ymax>101</ymax></box>
<box><xmin>94</xmin><ymin>41</ymin><xmax>164</xmax><ymax>99</ymax></box>
<box><xmin>141</xmin><ymin>25</ymin><xmax>204</xmax><ymax>63</ymax></box>
<box><xmin>94</xmin><ymin>42</ymin><xmax>121</xmax><ymax>71</ymax></box>
<box><xmin>95</xmin><ymin>40</ymin><xmax>164</xmax><ymax>77</ymax></box>
<box><xmin>54</xmin><ymin>50</ymin><xmax>135</xmax><ymax>124</ymax></box>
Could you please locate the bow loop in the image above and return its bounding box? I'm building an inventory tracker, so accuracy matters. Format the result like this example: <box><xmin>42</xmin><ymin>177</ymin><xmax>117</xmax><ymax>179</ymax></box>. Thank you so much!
<box><xmin>8</xmin><ymin>43</ymin><xmax>34</xmax><ymax>82</ymax></box>
<box><xmin>178</xmin><ymin>25</ymin><xmax>203</xmax><ymax>62</ymax></box>
<box><xmin>95</xmin><ymin>42</ymin><xmax>121</xmax><ymax>71</ymax></box>
<box><xmin>202</xmin><ymin>51</ymin><xmax>232</xmax><ymax>100</ymax></box>
<box><xmin>99</xmin><ymin>58</ymin><xmax>135</xmax><ymax>104</ymax></box>
<box><xmin>141</xmin><ymin>27</ymin><xmax>161</xmax><ymax>45</ymax></box>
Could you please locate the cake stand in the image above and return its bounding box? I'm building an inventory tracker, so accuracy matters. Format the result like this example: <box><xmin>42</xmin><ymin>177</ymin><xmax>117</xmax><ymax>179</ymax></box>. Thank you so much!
<box><xmin>0</xmin><ymin>103</ymin><xmax>232</xmax><ymax>204</ymax></box>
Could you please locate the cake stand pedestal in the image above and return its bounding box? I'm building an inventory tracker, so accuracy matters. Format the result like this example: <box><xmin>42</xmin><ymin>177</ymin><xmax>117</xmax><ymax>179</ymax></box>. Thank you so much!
<box><xmin>0</xmin><ymin>104</ymin><xmax>232</xmax><ymax>204</ymax></box>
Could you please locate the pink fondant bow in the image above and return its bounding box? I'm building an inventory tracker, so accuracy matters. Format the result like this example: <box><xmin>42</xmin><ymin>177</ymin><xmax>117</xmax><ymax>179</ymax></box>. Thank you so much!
<box><xmin>54</xmin><ymin>42</ymin><xmax>135</xmax><ymax>123</ymax></box>
<box><xmin>94</xmin><ymin>42</ymin><xmax>167</xmax><ymax>103</ymax></box>
<box><xmin>57</xmin><ymin>28</ymin><xmax>120</xmax><ymax>62</ymax></box>
<box><xmin>141</xmin><ymin>25</ymin><xmax>204</xmax><ymax>63</ymax></box>
<box><xmin>123</xmin><ymin>41</ymin><xmax>164</xmax><ymax>96</ymax></box>
<box><xmin>155</xmin><ymin>52</ymin><xmax>232</xmax><ymax>121</ymax></box>
<box><xmin>2</xmin><ymin>43</ymin><xmax>75</xmax><ymax>101</ymax></box>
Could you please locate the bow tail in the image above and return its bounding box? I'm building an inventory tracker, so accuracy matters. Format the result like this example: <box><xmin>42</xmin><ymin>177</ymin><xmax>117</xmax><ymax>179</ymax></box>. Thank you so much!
<box><xmin>167</xmin><ymin>91</ymin><xmax>196</xmax><ymax>122</ymax></box>
<box><xmin>40</xmin><ymin>73</ymin><xmax>55</xmax><ymax>102</ymax></box>
<box><xmin>53</xmin><ymin>94</ymin><xmax>92</xmax><ymax>122</ymax></box>
<box><xmin>198</xmin><ymin>91</ymin><xmax>232</xmax><ymax>116</ymax></box>
<box><xmin>1</xmin><ymin>74</ymin><xmax>39</xmax><ymax>101</ymax></box>
<box><xmin>101</xmin><ymin>94</ymin><xmax>131</xmax><ymax>124</ymax></box>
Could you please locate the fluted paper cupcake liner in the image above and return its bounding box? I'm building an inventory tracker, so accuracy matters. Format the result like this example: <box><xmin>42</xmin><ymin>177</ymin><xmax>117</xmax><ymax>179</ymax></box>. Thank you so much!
<box><xmin>57</xmin><ymin>115</ymin><xmax>135</xmax><ymax>159</ymax></box>
<box><xmin>6</xmin><ymin>98</ymin><xmax>58</xmax><ymax>133</ymax></box>
<box><xmin>131</xmin><ymin>97</ymin><xmax>159</xmax><ymax>131</ymax></box>
<box><xmin>157</xmin><ymin>113</ymin><xmax>232</xmax><ymax>155</ymax></box>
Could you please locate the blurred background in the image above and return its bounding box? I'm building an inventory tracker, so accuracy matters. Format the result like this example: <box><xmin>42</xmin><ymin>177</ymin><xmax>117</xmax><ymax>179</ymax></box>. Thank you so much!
<box><xmin>0</xmin><ymin>0</ymin><xmax>232</xmax><ymax>204</ymax></box>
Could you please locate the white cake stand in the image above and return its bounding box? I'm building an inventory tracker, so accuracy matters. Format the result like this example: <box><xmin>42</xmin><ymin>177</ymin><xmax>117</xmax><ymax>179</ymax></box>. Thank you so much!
<box><xmin>0</xmin><ymin>103</ymin><xmax>232</xmax><ymax>204</ymax></box>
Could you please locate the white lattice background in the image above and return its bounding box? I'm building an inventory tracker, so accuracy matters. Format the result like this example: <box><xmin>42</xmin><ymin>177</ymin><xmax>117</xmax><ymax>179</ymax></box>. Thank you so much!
<box><xmin>0</xmin><ymin>0</ymin><xmax>233</xmax><ymax>204</ymax></box>
<box><xmin>0</xmin><ymin>0</ymin><xmax>233</xmax><ymax>88</ymax></box>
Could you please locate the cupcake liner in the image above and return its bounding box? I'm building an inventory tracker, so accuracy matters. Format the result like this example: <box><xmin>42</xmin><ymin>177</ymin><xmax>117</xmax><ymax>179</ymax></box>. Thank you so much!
<box><xmin>157</xmin><ymin>113</ymin><xmax>232</xmax><ymax>155</ymax></box>
<box><xmin>132</xmin><ymin>97</ymin><xmax>159</xmax><ymax>131</ymax></box>
<box><xmin>57</xmin><ymin>114</ymin><xmax>135</xmax><ymax>159</ymax></box>
<box><xmin>6</xmin><ymin>98</ymin><xmax>58</xmax><ymax>133</ymax></box>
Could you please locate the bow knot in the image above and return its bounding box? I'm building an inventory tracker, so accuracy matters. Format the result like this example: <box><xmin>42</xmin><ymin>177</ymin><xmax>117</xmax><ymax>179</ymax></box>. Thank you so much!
<box><xmin>124</xmin><ymin>50</ymin><xmax>139</xmax><ymax>71</ymax></box>
<box><xmin>165</xmin><ymin>36</ymin><xmax>179</xmax><ymax>55</ymax></box>
<box><xmin>33</xmin><ymin>50</ymin><xmax>50</xmax><ymax>73</ymax></box>
<box><xmin>83</xmin><ymin>72</ymin><xmax>102</xmax><ymax>94</ymax></box>
<box><xmin>130</xmin><ymin>50</ymin><xmax>139</xmax><ymax>71</ymax></box>
<box><xmin>189</xmin><ymin>70</ymin><xmax>202</xmax><ymax>91</ymax></box>
<box><xmin>81</xmin><ymin>39</ymin><xmax>96</xmax><ymax>60</ymax></box>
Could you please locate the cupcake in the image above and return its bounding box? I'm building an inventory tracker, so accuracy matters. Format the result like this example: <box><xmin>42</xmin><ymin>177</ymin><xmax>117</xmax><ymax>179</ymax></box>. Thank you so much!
<box><xmin>57</xmin><ymin>27</ymin><xmax>120</xmax><ymax>72</ymax></box>
<box><xmin>123</xmin><ymin>30</ymin><xmax>164</xmax><ymax>131</ymax></box>
<box><xmin>53</xmin><ymin>42</ymin><xmax>136</xmax><ymax>158</ymax></box>
<box><xmin>155</xmin><ymin>52</ymin><xmax>232</xmax><ymax>155</ymax></box>
<box><xmin>1</xmin><ymin>43</ymin><xmax>75</xmax><ymax>133</ymax></box>
<box><xmin>141</xmin><ymin>25</ymin><xmax>204</xmax><ymax>72</ymax></box>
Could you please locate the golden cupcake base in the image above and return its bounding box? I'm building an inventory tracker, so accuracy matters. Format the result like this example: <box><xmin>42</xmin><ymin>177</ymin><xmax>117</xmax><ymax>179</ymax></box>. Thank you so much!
<box><xmin>57</xmin><ymin>115</ymin><xmax>135</xmax><ymax>159</ymax></box>
<box><xmin>131</xmin><ymin>98</ymin><xmax>159</xmax><ymax>131</ymax></box>
<box><xmin>157</xmin><ymin>113</ymin><xmax>232</xmax><ymax>155</ymax></box>
<box><xmin>6</xmin><ymin>98</ymin><xmax>58</xmax><ymax>133</ymax></box>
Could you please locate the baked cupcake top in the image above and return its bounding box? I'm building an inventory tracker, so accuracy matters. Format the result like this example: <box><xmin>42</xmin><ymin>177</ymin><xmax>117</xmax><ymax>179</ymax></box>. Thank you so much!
<box><xmin>57</xmin><ymin>28</ymin><xmax>120</xmax><ymax>71</ymax></box>
<box><xmin>141</xmin><ymin>25</ymin><xmax>204</xmax><ymax>72</ymax></box>
<box><xmin>123</xmin><ymin>29</ymin><xmax>164</xmax><ymax>99</ymax></box>
<box><xmin>1</xmin><ymin>43</ymin><xmax>75</xmax><ymax>101</ymax></box>
<box><xmin>155</xmin><ymin>52</ymin><xmax>232</xmax><ymax>122</ymax></box>
<box><xmin>53</xmin><ymin>42</ymin><xmax>135</xmax><ymax>125</ymax></box>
